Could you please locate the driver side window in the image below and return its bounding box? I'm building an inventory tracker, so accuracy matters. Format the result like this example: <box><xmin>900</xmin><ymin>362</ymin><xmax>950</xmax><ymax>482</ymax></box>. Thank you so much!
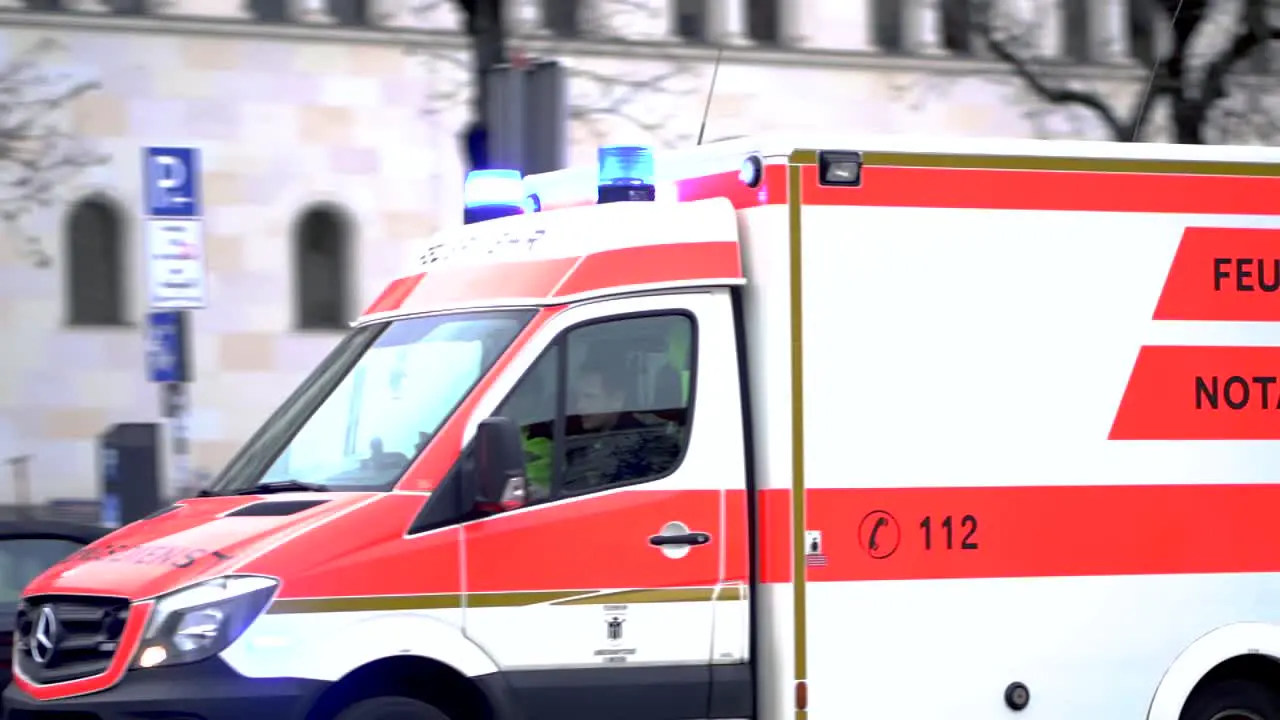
<box><xmin>493</xmin><ymin>312</ymin><xmax>695</xmax><ymax>505</ymax></box>
<box><xmin>495</xmin><ymin>346</ymin><xmax>558</xmax><ymax>503</ymax></box>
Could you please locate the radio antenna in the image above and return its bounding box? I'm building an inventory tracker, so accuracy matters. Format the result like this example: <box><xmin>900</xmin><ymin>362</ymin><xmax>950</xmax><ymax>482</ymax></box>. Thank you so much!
<box><xmin>695</xmin><ymin>47</ymin><xmax>724</xmax><ymax>146</ymax></box>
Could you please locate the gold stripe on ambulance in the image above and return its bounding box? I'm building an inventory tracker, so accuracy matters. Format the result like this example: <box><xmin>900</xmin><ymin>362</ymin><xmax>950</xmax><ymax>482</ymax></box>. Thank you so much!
<box><xmin>265</xmin><ymin>586</ymin><xmax>743</xmax><ymax>615</ymax></box>
<box><xmin>787</xmin><ymin>153</ymin><xmax>809</xmax><ymax>720</ymax></box>
<box><xmin>551</xmin><ymin>586</ymin><xmax>745</xmax><ymax>605</ymax></box>
<box><xmin>790</xmin><ymin>148</ymin><xmax>1280</xmax><ymax>175</ymax></box>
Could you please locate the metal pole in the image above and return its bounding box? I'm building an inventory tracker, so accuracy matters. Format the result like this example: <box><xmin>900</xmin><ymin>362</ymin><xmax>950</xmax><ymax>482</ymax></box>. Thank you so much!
<box><xmin>525</xmin><ymin>60</ymin><xmax>567</xmax><ymax>175</ymax></box>
<box><xmin>170</xmin><ymin>384</ymin><xmax>190</xmax><ymax>495</ymax></box>
<box><xmin>485</xmin><ymin>63</ymin><xmax>527</xmax><ymax>172</ymax></box>
<box><xmin>162</xmin><ymin>309</ymin><xmax>192</xmax><ymax>497</ymax></box>
<box><xmin>5</xmin><ymin>454</ymin><xmax>32</xmax><ymax>520</ymax></box>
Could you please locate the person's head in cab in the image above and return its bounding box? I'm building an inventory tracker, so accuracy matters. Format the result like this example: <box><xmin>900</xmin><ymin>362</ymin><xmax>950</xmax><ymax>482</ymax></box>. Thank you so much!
<box><xmin>572</xmin><ymin>361</ymin><xmax>629</xmax><ymax>433</ymax></box>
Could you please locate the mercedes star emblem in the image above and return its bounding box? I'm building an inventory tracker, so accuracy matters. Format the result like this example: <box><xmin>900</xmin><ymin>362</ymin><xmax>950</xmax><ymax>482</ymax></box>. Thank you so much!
<box><xmin>30</xmin><ymin>606</ymin><xmax>57</xmax><ymax>665</ymax></box>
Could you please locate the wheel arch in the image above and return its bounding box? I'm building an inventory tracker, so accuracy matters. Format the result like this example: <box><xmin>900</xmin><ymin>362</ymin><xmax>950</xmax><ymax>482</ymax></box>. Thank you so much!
<box><xmin>1148</xmin><ymin>622</ymin><xmax>1280</xmax><ymax>720</ymax></box>
<box><xmin>305</xmin><ymin>654</ymin><xmax>508</xmax><ymax>720</ymax></box>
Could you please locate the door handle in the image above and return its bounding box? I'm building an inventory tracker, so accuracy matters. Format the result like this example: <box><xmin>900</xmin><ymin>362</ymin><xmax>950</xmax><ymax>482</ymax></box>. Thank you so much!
<box><xmin>649</xmin><ymin>532</ymin><xmax>711</xmax><ymax>547</ymax></box>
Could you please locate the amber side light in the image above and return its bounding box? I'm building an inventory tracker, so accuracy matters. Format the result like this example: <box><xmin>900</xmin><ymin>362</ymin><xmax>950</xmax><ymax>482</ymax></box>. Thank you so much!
<box><xmin>795</xmin><ymin>680</ymin><xmax>809</xmax><ymax>711</ymax></box>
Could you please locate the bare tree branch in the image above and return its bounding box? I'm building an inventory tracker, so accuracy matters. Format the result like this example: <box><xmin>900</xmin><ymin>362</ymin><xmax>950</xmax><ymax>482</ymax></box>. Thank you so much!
<box><xmin>946</xmin><ymin>0</ymin><xmax>1280</xmax><ymax>144</ymax></box>
<box><xmin>405</xmin><ymin>43</ymin><xmax>472</xmax><ymax>116</ymax></box>
<box><xmin>548</xmin><ymin>0</ymin><xmax>701</xmax><ymax>148</ymax></box>
<box><xmin>566</xmin><ymin>61</ymin><xmax>700</xmax><ymax>148</ymax></box>
<box><xmin>0</xmin><ymin>38</ymin><xmax>108</xmax><ymax>268</ymax></box>
<box><xmin>985</xmin><ymin>31</ymin><xmax>1134</xmax><ymax>138</ymax></box>
<box><xmin>1201</xmin><ymin>1</ymin><xmax>1279</xmax><ymax>110</ymax></box>
<box><xmin>957</xmin><ymin>0</ymin><xmax>1153</xmax><ymax>140</ymax></box>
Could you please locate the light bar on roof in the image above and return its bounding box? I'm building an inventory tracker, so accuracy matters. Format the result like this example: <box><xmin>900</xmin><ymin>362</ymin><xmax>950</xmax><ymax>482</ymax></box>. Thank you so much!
<box><xmin>463</xmin><ymin>169</ymin><xmax>527</xmax><ymax>225</ymax></box>
<box><xmin>524</xmin><ymin>146</ymin><xmax>766</xmax><ymax>210</ymax></box>
<box><xmin>598</xmin><ymin>145</ymin><xmax>656</xmax><ymax>204</ymax></box>
<box><xmin>464</xmin><ymin>169</ymin><xmax>524</xmax><ymax>209</ymax></box>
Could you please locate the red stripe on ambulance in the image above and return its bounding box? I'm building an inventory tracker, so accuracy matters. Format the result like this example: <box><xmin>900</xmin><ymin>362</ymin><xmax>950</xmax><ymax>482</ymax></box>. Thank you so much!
<box><xmin>1153</xmin><ymin>227</ymin><xmax>1280</xmax><ymax>322</ymax></box>
<box><xmin>406</xmin><ymin>257</ymin><xmax>578</xmax><ymax>309</ymax></box>
<box><xmin>800</xmin><ymin>484</ymin><xmax>1280</xmax><ymax>581</ymax></box>
<box><xmin>394</xmin><ymin>242</ymin><xmax>743</xmax><ymax>315</ymax></box>
<box><xmin>554</xmin><ymin>242</ymin><xmax>742</xmax><ymax>298</ymax></box>
<box><xmin>676</xmin><ymin>165</ymin><xmax>788</xmax><ymax>209</ymax></box>
<box><xmin>765</xmin><ymin>484</ymin><xmax>1280</xmax><ymax>583</ymax></box>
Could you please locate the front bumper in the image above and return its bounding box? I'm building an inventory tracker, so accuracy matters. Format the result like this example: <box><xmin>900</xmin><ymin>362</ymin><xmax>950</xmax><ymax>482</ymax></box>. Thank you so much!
<box><xmin>3</xmin><ymin>656</ymin><xmax>328</xmax><ymax>720</ymax></box>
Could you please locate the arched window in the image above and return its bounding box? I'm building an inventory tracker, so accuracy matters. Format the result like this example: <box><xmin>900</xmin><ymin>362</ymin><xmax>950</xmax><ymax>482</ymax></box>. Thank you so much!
<box><xmin>328</xmin><ymin>0</ymin><xmax>369</xmax><ymax>25</ymax></box>
<box><xmin>546</xmin><ymin>0</ymin><xmax>582</xmax><ymax>37</ymax></box>
<box><xmin>246</xmin><ymin>0</ymin><xmax>287</xmax><ymax>21</ymax></box>
<box><xmin>294</xmin><ymin>205</ymin><xmax>351</xmax><ymax>330</ymax></box>
<box><xmin>65</xmin><ymin>196</ymin><xmax>126</xmax><ymax>327</ymax></box>
<box><xmin>675</xmin><ymin>0</ymin><xmax>707</xmax><ymax>42</ymax></box>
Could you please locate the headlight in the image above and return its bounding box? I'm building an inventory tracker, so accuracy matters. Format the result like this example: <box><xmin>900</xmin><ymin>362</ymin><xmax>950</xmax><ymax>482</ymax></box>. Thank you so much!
<box><xmin>133</xmin><ymin>575</ymin><xmax>277</xmax><ymax>669</ymax></box>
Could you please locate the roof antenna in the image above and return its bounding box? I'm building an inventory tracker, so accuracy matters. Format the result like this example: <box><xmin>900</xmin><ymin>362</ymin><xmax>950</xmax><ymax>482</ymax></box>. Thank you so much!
<box><xmin>695</xmin><ymin>47</ymin><xmax>724</xmax><ymax>146</ymax></box>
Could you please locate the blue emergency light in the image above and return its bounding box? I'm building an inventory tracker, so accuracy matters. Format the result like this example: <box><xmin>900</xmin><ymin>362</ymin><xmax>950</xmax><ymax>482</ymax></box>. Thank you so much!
<box><xmin>597</xmin><ymin>145</ymin><xmax>656</xmax><ymax>204</ymax></box>
<box><xmin>463</xmin><ymin>169</ymin><xmax>526</xmax><ymax>225</ymax></box>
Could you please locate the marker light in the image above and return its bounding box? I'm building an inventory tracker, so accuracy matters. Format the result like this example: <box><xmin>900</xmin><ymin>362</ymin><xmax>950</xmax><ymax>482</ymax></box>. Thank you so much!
<box><xmin>817</xmin><ymin>151</ymin><xmax>863</xmax><ymax>187</ymax></box>
<box><xmin>463</xmin><ymin>169</ymin><xmax>526</xmax><ymax>224</ymax></box>
<box><xmin>740</xmin><ymin>154</ymin><xmax>764</xmax><ymax>188</ymax></box>
<box><xmin>597</xmin><ymin>145</ymin><xmax>656</xmax><ymax>204</ymax></box>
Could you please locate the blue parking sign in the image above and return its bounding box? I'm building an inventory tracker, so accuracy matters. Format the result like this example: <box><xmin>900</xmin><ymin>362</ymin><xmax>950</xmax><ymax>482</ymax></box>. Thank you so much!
<box><xmin>143</xmin><ymin>147</ymin><xmax>201</xmax><ymax>218</ymax></box>
<box><xmin>146</xmin><ymin>311</ymin><xmax>188</xmax><ymax>383</ymax></box>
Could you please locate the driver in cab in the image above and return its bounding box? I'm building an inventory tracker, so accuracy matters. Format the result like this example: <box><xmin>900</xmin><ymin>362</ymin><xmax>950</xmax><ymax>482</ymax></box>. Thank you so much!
<box><xmin>562</xmin><ymin>359</ymin><xmax>681</xmax><ymax>493</ymax></box>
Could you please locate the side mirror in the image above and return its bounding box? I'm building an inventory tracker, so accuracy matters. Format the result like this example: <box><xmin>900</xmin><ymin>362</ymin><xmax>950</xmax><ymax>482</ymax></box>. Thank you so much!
<box><xmin>470</xmin><ymin>417</ymin><xmax>527</xmax><ymax>513</ymax></box>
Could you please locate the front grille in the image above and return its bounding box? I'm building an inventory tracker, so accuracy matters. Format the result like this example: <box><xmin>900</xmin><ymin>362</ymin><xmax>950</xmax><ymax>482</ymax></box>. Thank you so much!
<box><xmin>14</xmin><ymin>595</ymin><xmax>129</xmax><ymax>684</ymax></box>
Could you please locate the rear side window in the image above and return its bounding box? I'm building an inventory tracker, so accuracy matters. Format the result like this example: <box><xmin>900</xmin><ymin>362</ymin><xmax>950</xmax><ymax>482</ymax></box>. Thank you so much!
<box><xmin>494</xmin><ymin>313</ymin><xmax>695</xmax><ymax>503</ymax></box>
<box><xmin>0</xmin><ymin>538</ymin><xmax>84</xmax><ymax>606</ymax></box>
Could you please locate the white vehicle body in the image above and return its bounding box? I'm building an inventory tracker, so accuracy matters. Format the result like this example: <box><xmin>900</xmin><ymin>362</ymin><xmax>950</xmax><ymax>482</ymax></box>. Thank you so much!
<box><xmin>11</xmin><ymin>135</ymin><xmax>1280</xmax><ymax>720</ymax></box>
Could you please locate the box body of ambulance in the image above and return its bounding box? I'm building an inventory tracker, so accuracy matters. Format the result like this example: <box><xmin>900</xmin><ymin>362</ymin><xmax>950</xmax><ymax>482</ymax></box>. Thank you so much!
<box><xmin>8</xmin><ymin>136</ymin><xmax>1280</xmax><ymax>720</ymax></box>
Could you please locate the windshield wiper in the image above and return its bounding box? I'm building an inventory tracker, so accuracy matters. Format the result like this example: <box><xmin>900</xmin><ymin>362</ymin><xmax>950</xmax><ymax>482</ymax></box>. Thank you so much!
<box><xmin>234</xmin><ymin>479</ymin><xmax>327</xmax><ymax>495</ymax></box>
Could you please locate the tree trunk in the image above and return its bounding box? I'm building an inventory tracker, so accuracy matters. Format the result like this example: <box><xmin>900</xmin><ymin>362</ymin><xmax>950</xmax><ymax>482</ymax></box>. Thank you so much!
<box><xmin>1171</xmin><ymin>98</ymin><xmax>1206</xmax><ymax>144</ymax></box>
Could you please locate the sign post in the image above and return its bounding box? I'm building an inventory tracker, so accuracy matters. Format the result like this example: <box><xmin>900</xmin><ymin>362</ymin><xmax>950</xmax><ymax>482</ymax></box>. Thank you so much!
<box><xmin>143</xmin><ymin>147</ymin><xmax>203</xmax><ymax>497</ymax></box>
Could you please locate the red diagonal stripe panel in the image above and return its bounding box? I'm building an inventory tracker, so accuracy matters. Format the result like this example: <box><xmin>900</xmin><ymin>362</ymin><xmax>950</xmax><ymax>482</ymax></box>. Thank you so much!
<box><xmin>403</xmin><ymin>257</ymin><xmax>578</xmax><ymax>312</ymax></box>
<box><xmin>554</xmin><ymin>241</ymin><xmax>743</xmax><ymax>299</ymax></box>
<box><xmin>1110</xmin><ymin>345</ymin><xmax>1280</xmax><ymax>440</ymax></box>
<box><xmin>363</xmin><ymin>272</ymin><xmax>425</xmax><ymax>316</ymax></box>
<box><xmin>1153</xmin><ymin>226</ymin><xmax>1280</xmax><ymax>322</ymax></box>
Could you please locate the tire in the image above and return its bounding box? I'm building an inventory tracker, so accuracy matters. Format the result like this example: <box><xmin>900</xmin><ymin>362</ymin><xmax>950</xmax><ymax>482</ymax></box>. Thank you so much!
<box><xmin>335</xmin><ymin>697</ymin><xmax>453</xmax><ymax>720</ymax></box>
<box><xmin>1182</xmin><ymin>679</ymin><xmax>1280</xmax><ymax>720</ymax></box>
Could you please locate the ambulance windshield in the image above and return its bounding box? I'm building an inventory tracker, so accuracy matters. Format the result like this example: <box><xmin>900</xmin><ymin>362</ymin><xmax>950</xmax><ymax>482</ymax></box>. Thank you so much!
<box><xmin>206</xmin><ymin>309</ymin><xmax>532</xmax><ymax>494</ymax></box>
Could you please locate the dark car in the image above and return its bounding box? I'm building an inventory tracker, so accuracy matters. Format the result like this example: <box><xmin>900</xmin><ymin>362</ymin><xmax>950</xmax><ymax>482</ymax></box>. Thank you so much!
<box><xmin>0</xmin><ymin>521</ymin><xmax>108</xmax><ymax>692</ymax></box>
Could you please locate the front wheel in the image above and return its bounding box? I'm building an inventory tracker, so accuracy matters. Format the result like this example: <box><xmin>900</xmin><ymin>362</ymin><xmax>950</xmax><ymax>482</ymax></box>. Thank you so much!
<box><xmin>1181</xmin><ymin>679</ymin><xmax>1280</xmax><ymax>720</ymax></box>
<box><xmin>335</xmin><ymin>697</ymin><xmax>453</xmax><ymax>720</ymax></box>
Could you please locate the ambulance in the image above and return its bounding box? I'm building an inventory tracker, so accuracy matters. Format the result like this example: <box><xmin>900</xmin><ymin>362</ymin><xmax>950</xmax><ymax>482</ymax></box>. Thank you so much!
<box><xmin>8</xmin><ymin>135</ymin><xmax>1280</xmax><ymax>720</ymax></box>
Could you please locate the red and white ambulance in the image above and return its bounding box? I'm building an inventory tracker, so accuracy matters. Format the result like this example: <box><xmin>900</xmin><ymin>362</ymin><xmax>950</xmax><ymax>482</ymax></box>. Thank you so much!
<box><xmin>9</xmin><ymin>135</ymin><xmax>1280</xmax><ymax>720</ymax></box>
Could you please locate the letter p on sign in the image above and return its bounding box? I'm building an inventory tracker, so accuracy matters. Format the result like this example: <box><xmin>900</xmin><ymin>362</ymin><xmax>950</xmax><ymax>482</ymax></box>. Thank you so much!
<box><xmin>143</xmin><ymin>147</ymin><xmax>201</xmax><ymax>218</ymax></box>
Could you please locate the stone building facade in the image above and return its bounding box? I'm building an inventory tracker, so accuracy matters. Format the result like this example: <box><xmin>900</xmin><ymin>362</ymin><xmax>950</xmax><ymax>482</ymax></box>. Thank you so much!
<box><xmin>0</xmin><ymin>0</ymin><xmax>1266</xmax><ymax>499</ymax></box>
